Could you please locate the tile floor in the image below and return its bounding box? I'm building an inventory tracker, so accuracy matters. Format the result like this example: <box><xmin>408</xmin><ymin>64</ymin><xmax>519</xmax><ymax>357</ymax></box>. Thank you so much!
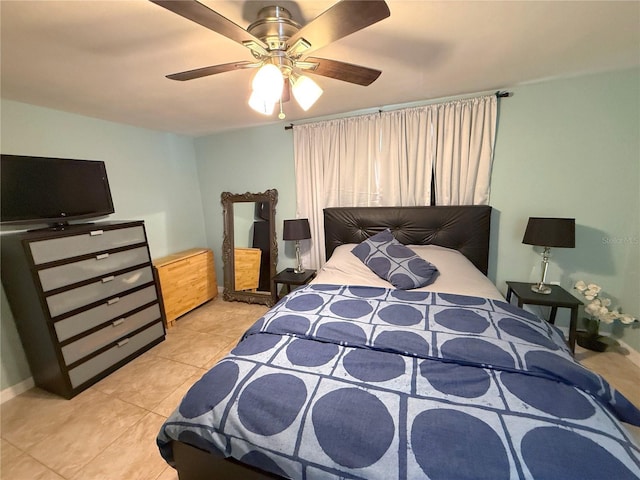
<box><xmin>1</xmin><ymin>297</ymin><xmax>639</xmax><ymax>479</ymax></box>
<box><xmin>1</xmin><ymin>297</ymin><xmax>269</xmax><ymax>480</ymax></box>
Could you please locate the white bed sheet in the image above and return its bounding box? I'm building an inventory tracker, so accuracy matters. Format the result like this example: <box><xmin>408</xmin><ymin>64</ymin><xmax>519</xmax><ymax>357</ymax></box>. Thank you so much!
<box><xmin>311</xmin><ymin>243</ymin><xmax>504</xmax><ymax>300</ymax></box>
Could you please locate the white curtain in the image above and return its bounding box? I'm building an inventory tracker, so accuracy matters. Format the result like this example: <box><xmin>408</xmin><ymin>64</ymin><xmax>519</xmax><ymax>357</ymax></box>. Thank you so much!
<box><xmin>434</xmin><ymin>95</ymin><xmax>497</xmax><ymax>205</ymax></box>
<box><xmin>293</xmin><ymin>114</ymin><xmax>389</xmax><ymax>270</ymax></box>
<box><xmin>293</xmin><ymin>95</ymin><xmax>496</xmax><ymax>269</ymax></box>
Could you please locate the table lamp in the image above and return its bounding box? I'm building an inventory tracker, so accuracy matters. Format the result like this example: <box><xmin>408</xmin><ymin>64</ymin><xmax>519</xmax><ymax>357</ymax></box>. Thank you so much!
<box><xmin>283</xmin><ymin>218</ymin><xmax>311</xmax><ymax>273</ymax></box>
<box><xmin>522</xmin><ymin>217</ymin><xmax>575</xmax><ymax>294</ymax></box>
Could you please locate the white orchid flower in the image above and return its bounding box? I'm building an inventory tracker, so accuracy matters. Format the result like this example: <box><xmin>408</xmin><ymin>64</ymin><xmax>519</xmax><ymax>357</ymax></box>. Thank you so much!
<box><xmin>584</xmin><ymin>286</ymin><xmax>601</xmax><ymax>298</ymax></box>
<box><xmin>587</xmin><ymin>283</ymin><xmax>601</xmax><ymax>293</ymax></box>
<box><xmin>599</xmin><ymin>314</ymin><xmax>615</xmax><ymax>324</ymax></box>
<box><xmin>619</xmin><ymin>314</ymin><xmax>637</xmax><ymax>324</ymax></box>
<box><xmin>600</xmin><ymin>297</ymin><xmax>612</xmax><ymax>307</ymax></box>
<box><xmin>585</xmin><ymin>301</ymin><xmax>601</xmax><ymax>316</ymax></box>
<box><xmin>576</xmin><ymin>280</ymin><xmax>636</xmax><ymax>327</ymax></box>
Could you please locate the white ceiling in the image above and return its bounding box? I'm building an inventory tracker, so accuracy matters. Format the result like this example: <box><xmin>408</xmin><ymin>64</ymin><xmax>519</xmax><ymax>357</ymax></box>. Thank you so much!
<box><xmin>2</xmin><ymin>1</ymin><xmax>639</xmax><ymax>137</ymax></box>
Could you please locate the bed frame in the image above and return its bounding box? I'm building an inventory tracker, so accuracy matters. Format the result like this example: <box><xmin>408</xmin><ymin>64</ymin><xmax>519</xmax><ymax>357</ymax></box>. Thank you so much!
<box><xmin>170</xmin><ymin>205</ymin><xmax>492</xmax><ymax>480</ymax></box>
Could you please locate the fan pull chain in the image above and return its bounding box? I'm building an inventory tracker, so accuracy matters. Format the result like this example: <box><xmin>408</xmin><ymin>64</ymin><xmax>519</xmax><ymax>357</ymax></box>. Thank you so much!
<box><xmin>278</xmin><ymin>98</ymin><xmax>286</xmax><ymax>120</ymax></box>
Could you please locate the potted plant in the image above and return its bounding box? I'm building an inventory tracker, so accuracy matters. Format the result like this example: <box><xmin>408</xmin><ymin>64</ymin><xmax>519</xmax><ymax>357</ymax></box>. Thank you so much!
<box><xmin>574</xmin><ymin>281</ymin><xmax>637</xmax><ymax>351</ymax></box>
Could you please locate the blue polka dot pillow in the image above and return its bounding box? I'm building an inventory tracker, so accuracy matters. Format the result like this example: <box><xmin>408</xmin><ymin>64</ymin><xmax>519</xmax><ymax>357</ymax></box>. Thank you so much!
<box><xmin>351</xmin><ymin>229</ymin><xmax>439</xmax><ymax>289</ymax></box>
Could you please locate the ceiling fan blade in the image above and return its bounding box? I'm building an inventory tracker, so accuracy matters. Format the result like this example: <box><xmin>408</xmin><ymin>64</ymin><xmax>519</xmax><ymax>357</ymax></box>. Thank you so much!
<box><xmin>150</xmin><ymin>0</ymin><xmax>268</xmax><ymax>51</ymax></box>
<box><xmin>303</xmin><ymin>57</ymin><xmax>381</xmax><ymax>86</ymax></box>
<box><xmin>287</xmin><ymin>0</ymin><xmax>390</xmax><ymax>55</ymax></box>
<box><xmin>167</xmin><ymin>61</ymin><xmax>255</xmax><ymax>81</ymax></box>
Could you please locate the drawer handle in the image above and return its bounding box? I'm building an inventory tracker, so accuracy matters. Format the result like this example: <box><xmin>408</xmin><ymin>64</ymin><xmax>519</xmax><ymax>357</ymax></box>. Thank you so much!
<box><xmin>107</xmin><ymin>297</ymin><xmax>120</xmax><ymax>305</ymax></box>
<box><xmin>102</xmin><ymin>276</ymin><xmax>115</xmax><ymax>283</ymax></box>
<box><xmin>90</xmin><ymin>230</ymin><xmax>104</xmax><ymax>236</ymax></box>
<box><xmin>117</xmin><ymin>338</ymin><xmax>129</xmax><ymax>348</ymax></box>
<box><xmin>96</xmin><ymin>253</ymin><xmax>109</xmax><ymax>260</ymax></box>
<box><xmin>112</xmin><ymin>318</ymin><xmax>125</xmax><ymax>327</ymax></box>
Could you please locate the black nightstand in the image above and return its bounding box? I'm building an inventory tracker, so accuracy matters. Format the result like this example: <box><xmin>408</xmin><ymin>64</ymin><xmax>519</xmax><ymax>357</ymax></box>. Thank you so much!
<box><xmin>272</xmin><ymin>268</ymin><xmax>317</xmax><ymax>302</ymax></box>
<box><xmin>506</xmin><ymin>281</ymin><xmax>583</xmax><ymax>354</ymax></box>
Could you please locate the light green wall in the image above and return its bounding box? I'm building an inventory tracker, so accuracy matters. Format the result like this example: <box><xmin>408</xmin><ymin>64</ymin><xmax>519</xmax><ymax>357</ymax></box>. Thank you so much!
<box><xmin>0</xmin><ymin>289</ymin><xmax>30</xmax><ymax>390</ymax></box>
<box><xmin>0</xmin><ymin>100</ymin><xmax>207</xmax><ymax>390</ymax></box>
<box><xmin>490</xmin><ymin>67</ymin><xmax>639</xmax><ymax>349</ymax></box>
<box><xmin>193</xmin><ymin>124</ymin><xmax>297</xmax><ymax>283</ymax></box>
<box><xmin>1</xmin><ymin>67</ymin><xmax>638</xmax><ymax>392</ymax></box>
<box><xmin>233</xmin><ymin>203</ymin><xmax>257</xmax><ymax>248</ymax></box>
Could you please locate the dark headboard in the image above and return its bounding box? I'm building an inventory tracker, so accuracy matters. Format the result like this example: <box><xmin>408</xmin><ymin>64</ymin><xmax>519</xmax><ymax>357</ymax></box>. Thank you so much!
<box><xmin>323</xmin><ymin>206</ymin><xmax>492</xmax><ymax>274</ymax></box>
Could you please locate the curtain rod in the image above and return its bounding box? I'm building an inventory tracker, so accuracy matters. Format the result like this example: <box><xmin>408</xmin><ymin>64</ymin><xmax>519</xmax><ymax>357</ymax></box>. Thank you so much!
<box><xmin>284</xmin><ymin>90</ymin><xmax>513</xmax><ymax>130</ymax></box>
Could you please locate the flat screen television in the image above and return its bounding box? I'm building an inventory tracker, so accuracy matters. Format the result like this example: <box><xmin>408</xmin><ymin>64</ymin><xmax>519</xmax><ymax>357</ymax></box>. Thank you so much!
<box><xmin>1</xmin><ymin>154</ymin><xmax>115</xmax><ymax>228</ymax></box>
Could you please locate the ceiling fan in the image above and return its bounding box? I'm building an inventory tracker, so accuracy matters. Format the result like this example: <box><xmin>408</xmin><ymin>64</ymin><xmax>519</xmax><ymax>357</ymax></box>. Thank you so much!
<box><xmin>150</xmin><ymin>0</ymin><xmax>390</xmax><ymax>117</ymax></box>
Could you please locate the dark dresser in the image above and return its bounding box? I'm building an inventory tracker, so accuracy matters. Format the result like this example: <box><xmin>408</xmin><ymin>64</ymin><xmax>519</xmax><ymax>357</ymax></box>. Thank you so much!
<box><xmin>1</xmin><ymin>221</ymin><xmax>165</xmax><ymax>398</ymax></box>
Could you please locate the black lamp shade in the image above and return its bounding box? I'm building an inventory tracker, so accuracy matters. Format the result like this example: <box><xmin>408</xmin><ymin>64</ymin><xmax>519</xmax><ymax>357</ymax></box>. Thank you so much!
<box><xmin>283</xmin><ymin>219</ymin><xmax>311</xmax><ymax>241</ymax></box>
<box><xmin>522</xmin><ymin>217</ymin><xmax>575</xmax><ymax>248</ymax></box>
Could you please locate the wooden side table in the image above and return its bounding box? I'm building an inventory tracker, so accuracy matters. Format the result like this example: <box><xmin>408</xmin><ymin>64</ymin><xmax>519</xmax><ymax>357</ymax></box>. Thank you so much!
<box><xmin>505</xmin><ymin>281</ymin><xmax>582</xmax><ymax>353</ymax></box>
<box><xmin>272</xmin><ymin>268</ymin><xmax>316</xmax><ymax>302</ymax></box>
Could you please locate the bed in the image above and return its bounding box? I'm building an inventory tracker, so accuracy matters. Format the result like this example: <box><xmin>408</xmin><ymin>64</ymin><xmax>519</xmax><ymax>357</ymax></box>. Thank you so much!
<box><xmin>157</xmin><ymin>206</ymin><xmax>640</xmax><ymax>479</ymax></box>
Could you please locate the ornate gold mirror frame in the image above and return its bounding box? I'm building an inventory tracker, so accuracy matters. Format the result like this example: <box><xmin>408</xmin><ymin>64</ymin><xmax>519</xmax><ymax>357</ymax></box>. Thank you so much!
<box><xmin>221</xmin><ymin>189</ymin><xmax>278</xmax><ymax>306</ymax></box>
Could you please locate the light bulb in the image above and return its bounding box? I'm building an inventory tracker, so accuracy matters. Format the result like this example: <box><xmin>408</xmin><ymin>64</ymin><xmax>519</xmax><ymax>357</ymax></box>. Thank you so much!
<box><xmin>291</xmin><ymin>75</ymin><xmax>323</xmax><ymax>111</ymax></box>
<box><xmin>252</xmin><ymin>64</ymin><xmax>284</xmax><ymax>104</ymax></box>
<box><xmin>248</xmin><ymin>90</ymin><xmax>276</xmax><ymax>115</ymax></box>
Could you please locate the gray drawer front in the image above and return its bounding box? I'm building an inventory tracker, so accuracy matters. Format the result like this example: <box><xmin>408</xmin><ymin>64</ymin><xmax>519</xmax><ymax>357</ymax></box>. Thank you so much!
<box><xmin>47</xmin><ymin>266</ymin><xmax>154</xmax><ymax>318</ymax></box>
<box><xmin>39</xmin><ymin>246</ymin><xmax>150</xmax><ymax>292</ymax></box>
<box><xmin>30</xmin><ymin>225</ymin><xmax>146</xmax><ymax>265</ymax></box>
<box><xmin>68</xmin><ymin>322</ymin><xmax>164</xmax><ymax>388</ymax></box>
<box><xmin>54</xmin><ymin>285</ymin><xmax>158</xmax><ymax>342</ymax></box>
<box><xmin>62</xmin><ymin>304</ymin><xmax>161</xmax><ymax>365</ymax></box>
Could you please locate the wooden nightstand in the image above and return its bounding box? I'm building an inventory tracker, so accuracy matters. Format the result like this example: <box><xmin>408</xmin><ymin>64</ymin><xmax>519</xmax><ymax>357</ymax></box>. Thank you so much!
<box><xmin>272</xmin><ymin>268</ymin><xmax>316</xmax><ymax>302</ymax></box>
<box><xmin>506</xmin><ymin>281</ymin><xmax>582</xmax><ymax>353</ymax></box>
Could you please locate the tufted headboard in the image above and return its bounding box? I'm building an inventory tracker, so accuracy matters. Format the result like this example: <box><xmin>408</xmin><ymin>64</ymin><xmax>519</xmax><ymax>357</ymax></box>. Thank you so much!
<box><xmin>323</xmin><ymin>206</ymin><xmax>492</xmax><ymax>274</ymax></box>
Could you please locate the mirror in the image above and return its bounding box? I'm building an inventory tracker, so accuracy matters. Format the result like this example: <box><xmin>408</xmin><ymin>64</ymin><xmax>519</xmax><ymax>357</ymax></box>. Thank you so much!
<box><xmin>221</xmin><ymin>189</ymin><xmax>278</xmax><ymax>306</ymax></box>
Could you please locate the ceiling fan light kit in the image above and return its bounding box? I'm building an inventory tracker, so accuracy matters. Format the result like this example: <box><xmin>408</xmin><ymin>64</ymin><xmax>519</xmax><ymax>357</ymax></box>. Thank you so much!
<box><xmin>249</xmin><ymin>68</ymin><xmax>323</xmax><ymax>115</ymax></box>
<box><xmin>150</xmin><ymin>0</ymin><xmax>390</xmax><ymax>118</ymax></box>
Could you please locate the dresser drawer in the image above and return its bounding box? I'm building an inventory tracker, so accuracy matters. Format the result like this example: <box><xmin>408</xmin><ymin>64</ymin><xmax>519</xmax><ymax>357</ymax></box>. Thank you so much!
<box><xmin>54</xmin><ymin>285</ymin><xmax>159</xmax><ymax>342</ymax></box>
<box><xmin>68</xmin><ymin>321</ymin><xmax>164</xmax><ymax>388</ymax></box>
<box><xmin>29</xmin><ymin>225</ymin><xmax>146</xmax><ymax>265</ymax></box>
<box><xmin>47</xmin><ymin>266</ymin><xmax>154</xmax><ymax>317</ymax></box>
<box><xmin>61</xmin><ymin>304</ymin><xmax>161</xmax><ymax>365</ymax></box>
<box><xmin>39</xmin><ymin>246</ymin><xmax>150</xmax><ymax>292</ymax></box>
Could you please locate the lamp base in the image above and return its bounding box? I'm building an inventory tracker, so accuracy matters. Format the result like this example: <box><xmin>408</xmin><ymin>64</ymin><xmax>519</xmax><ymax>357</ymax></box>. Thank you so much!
<box><xmin>294</xmin><ymin>240</ymin><xmax>305</xmax><ymax>274</ymax></box>
<box><xmin>531</xmin><ymin>248</ymin><xmax>552</xmax><ymax>294</ymax></box>
<box><xmin>531</xmin><ymin>283</ymin><xmax>552</xmax><ymax>295</ymax></box>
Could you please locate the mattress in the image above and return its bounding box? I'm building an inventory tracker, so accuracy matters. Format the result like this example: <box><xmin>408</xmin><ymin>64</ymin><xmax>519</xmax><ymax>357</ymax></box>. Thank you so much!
<box><xmin>312</xmin><ymin>243</ymin><xmax>504</xmax><ymax>300</ymax></box>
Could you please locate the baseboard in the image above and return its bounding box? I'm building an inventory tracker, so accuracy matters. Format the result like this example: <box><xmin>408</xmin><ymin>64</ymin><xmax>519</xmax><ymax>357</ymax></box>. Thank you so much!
<box><xmin>618</xmin><ymin>338</ymin><xmax>640</xmax><ymax>370</ymax></box>
<box><xmin>1</xmin><ymin>377</ymin><xmax>34</xmax><ymax>404</ymax></box>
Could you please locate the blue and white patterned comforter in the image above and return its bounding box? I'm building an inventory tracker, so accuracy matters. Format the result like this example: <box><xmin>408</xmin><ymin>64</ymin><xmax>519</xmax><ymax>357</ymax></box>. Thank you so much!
<box><xmin>158</xmin><ymin>284</ymin><xmax>640</xmax><ymax>479</ymax></box>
